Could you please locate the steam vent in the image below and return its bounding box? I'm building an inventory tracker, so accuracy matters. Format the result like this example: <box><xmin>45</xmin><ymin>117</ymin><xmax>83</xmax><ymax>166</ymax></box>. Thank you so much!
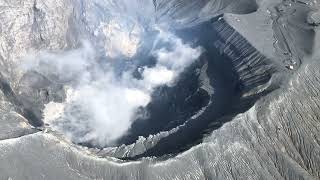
<box><xmin>1</xmin><ymin>0</ymin><xmax>320</xmax><ymax>179</ymax></box>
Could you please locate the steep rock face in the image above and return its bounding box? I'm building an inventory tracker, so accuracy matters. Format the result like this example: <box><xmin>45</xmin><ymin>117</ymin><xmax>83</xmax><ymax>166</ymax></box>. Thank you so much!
<box><xmin>0</xmin><ymin>0</ymin><xmax>320</xmax><ymax>180</ymax></box>
<box><xmin>0</xmin><ymin>89</ymin><xmax>36</xmax><ymax>140</ymax></box>
<box><xmin>0</xmin><ymin>0</ymin><xmax>73</xmax><ymax>84</ymax></box>
<box><xmin>0</xmin><ymin>0</ymin><xmax>76</xmax><ymax>127</ymax></box>
<box><xmin>153</xmin><ymin>0</ymin><xmax>258</xmax><ymax>27</ymax></box>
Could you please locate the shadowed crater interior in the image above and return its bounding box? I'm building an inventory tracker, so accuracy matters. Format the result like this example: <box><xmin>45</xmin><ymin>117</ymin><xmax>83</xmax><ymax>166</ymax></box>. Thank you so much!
<box><xmin>10</xmin><ymin>18</ymin><xmax>277</xmax><ymax>160</ymax></box>
<box><xmin>68</xmin><ymin>19</ymin><xmax>277</xmax><ymax>159</ymax></box>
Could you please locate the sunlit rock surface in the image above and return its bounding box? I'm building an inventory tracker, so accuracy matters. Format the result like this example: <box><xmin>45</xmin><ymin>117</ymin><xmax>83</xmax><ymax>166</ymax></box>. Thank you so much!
<box><xmin>0</xmin><ymin>0</ymin><xmax>320</xmax><ymax>179</ymax></box>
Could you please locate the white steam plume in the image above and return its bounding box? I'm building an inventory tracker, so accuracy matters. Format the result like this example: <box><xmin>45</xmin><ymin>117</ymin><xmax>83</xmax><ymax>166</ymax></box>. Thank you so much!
<box><xmin>25</xmin><ymin>31</ymin><xmax>202</xmax><ymax>147</ymax></box>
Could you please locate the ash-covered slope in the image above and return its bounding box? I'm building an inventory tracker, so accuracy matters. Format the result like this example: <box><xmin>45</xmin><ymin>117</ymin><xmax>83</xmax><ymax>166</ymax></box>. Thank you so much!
<box><xmin>0</xmin><ymin>0</ymin><xmax>320</xmax><ymax>179</ymax></box>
